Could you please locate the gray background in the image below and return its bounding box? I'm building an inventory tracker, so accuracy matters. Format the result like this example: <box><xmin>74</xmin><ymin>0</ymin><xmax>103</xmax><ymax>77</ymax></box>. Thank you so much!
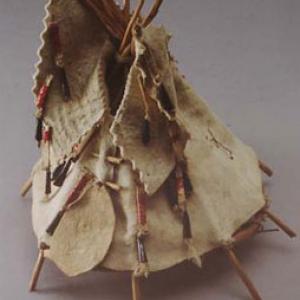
<box><xmin>0</xmin><ymin>0</ymin><xmax>299</xmax><ymax>299</ymax></box>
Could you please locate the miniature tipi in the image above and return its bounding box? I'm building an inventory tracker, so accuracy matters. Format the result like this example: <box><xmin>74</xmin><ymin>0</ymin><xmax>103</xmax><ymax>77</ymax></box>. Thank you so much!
<box><xmin>21</xmin><ymin>1</ymin><xmax>296</xmax><ymax>299</ymax></box>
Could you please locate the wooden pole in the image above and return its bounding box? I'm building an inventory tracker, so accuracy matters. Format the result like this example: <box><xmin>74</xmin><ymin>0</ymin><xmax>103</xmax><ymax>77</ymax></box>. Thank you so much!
<box><xmin>83</xmin><ymin>0</ymin><xmax>123</xmax><ymax>39</ymax></box>
<box><xmin>224</xmin><ymin>247</ymin><xmax>263</xmax><ymax>300</ymax></box>
<box><xmin>120</xmin><ymin>43</ymin><xmax>132</xmax><ymax>58</ymax></box>
<box><xmin>119</xmin><ymin>0</ymin><xmax>145</xmax><ymax>54</ymax></box>
<box><xmin>123</xmin><ymin>0</ymin><xmax>131</xmax><ymax>19</ymax></box>
<box><xmin>102</xmin><ymin>0</ymin><xmax>127</xmax><ymax>28</ymax></box>
<box><xmin>233</xmin><ymin>223</ymin><xmax>262</xmax><ymax>242</ymax></box>
<box><xmin>106</xmin><ymin>156</ymin><xmax>124</xmax><ymax>165</ymax></box>
<box><xmin>142</xmin><ymin>0</ymin><xmax>164</xmax><ymax>27</ymax></box>
<box><xmin>29</xmin><ymin>244</ymin><xmax>48</xmax><ymax>292</ymax></box>
<box><xmin>131</xmin><ymin>274</ymin><xmax>142</xmax><ymax>300</ymax></box>
<box><xmin>265</xmin><ymin>210</ymin><xmax>296</xmax><ymax>238</ymax></box>
<box><xmin>233</xmin><ymin>211</ymin><xmax>265</xmax><ymax>242</ymax></box>
<box><xmin>259</xmin><ymin>160</ymin><xmax>273</xmax><ymax>177</ymax></box>
<box><xmin>20</xmin><ymin>177</ymin><xmax>33</xmax><ymax>197</ymax></box>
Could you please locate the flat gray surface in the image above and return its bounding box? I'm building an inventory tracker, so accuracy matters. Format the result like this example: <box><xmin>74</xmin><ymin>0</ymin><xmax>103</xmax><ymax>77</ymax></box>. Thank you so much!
<box><xmin>0</xmin><ymin>0</ymin><xmax>299</xmax><ymax>299</ymax></box>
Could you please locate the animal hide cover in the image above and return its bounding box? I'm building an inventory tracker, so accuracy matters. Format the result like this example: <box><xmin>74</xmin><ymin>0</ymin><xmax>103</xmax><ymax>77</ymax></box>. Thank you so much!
<box><xmin>30</xmin><ymin>0</ymin><xmax>266</xmax><ymax>277</ymax></box>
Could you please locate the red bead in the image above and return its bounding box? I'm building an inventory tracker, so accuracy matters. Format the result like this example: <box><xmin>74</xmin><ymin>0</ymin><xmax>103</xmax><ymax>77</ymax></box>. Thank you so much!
<box><xmin>43</xmin><ymin>128</ymin><xmax>52</xmax><ymax>142</ymax></box>
<box><xmin>36</xmin><ymin>75</ymin><xmax>53</xmax><ymax>110</ymax></box>
<box><xmin>36</xmin><ymin>84</ymin><xmax>49</xmax><ymax>109</ymax></box>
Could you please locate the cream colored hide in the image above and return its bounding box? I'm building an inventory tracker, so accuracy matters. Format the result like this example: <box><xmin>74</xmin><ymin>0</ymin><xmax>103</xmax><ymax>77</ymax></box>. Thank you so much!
<box><xmin>32</xmin><ymin>0</ymin><xmax>265</xmax><ymax>277</ymax></box>
<box><xmin>34</xmin><ymin>0</ymin><xmax>112</xmax><ymax>161</ymax></box>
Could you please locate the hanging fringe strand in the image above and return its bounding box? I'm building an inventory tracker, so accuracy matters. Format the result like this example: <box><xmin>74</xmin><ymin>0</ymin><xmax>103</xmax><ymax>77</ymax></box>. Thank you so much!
<box><xmin>181</xmin><ymin>163</ymin><xmax>193</xmax><ymax>199</ymax></box>
<box><xmin>135</xmin><ymin>235</ymin><xmax>149</xmax><ymax>278</ymax></box>
<box><xmin>138</xmin><ymin>74</ymin><xmax>151</xmax><ymax>146</ymax></box>
<box><xmin>52</xmin><ymin>160</ymin><xmax>66</xmax><ymax>182</ymax></box>
<box><xmin>158</xmin><ymin>84</ymin><xmax>175</xmax><ymax>117</ymax></box>
<box><xmin>45</xmin><ymin>168</ymin><xmax>52</xmax><ymax>195</ymax></box>
<box><xmin>35</xmin><ymin>75</ymin><xmax>53</xmax><ymax>147</ymax></box>
<box><xmin>166</xmin><ymin>169</ymin><xmax>179</xmax><ymax>210</ymax></box>
<box><xmin>43</xmin><ymin>126</ymin><xmax>53</xmax><ymax>196</ymax></box>
<box><xmin>53</xmin><ymin>157</ymin><xmax>73</xmax><ymax>187</ymax></box>
<box><xmin>182</xmin><ymin>210</ymin><xmax>192</xmax><ymax>239</ymax></box>
<box><xmin>142</xmin><ymin>117</ymin><xmax>151</xmax><ymax>145</ymax></box>
<box><xmin>35</xmin><ymin>118</ymin><xmax>44</xmax><ymax>147</ymax></box>
<box><xmin>46</xmin><ymin>210</ymin><xmax>65</xmax><ymax>236</ymax></box>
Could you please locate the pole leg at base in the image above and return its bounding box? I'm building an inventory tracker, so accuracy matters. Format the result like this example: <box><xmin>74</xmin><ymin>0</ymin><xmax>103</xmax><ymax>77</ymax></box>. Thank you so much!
<box><xmin>29</xmin><ymin>248</ymin><xmax>45</xmax><ymax>292</ymax></box>
<box><xmin>265</xmin><ymin>210</ymin><xmax>297</xmax><ymax>238</ymax></box>
<box><xmin>132</xmin><ymin>273</ymin><xmax>142</xmax><ymax>300</ymax></box>
<box><xmin>224</xmin><ymin>247</ymin><xmax>263</xmax><ymax>300</ymax></box>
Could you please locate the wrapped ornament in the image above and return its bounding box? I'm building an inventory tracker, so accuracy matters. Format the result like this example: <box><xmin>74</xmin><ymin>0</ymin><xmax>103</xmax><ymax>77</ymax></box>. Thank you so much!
<box><xmin>21</xmin><ymin>1</ymin><xmax>296</xmax><ymax>300</ymax></box>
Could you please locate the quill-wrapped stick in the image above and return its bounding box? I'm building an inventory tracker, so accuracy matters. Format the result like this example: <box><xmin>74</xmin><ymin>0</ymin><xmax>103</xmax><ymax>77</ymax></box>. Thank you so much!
<box><xmin>134</xmin><ymin>182</ymin><xmax>149</xmax><ymax>277</ymax></box>
<box><xmin>53</xmin><ymin>124</ymin><xmax>100</xmax><ymax>187</ymax></box>
<box><xmin>136</xmin><ymin>185</ymin><xmax>148</xmax><ymax>236</ymax></box>
<box><xmin>47</xmin><ymin>173</ymin><xmax>94</xmax><ymax>236</ymax></box>
<box><xmin>35</xmin><ymin>75</ymin><xmax>53</xmax><ymax>147</ymax></box>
